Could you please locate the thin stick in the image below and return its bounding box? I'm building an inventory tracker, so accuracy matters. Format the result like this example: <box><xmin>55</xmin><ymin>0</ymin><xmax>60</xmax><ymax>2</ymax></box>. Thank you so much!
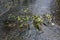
<box><xmin>0</xmin><ymin>9</ymin><xmax>10</xmax><ymax>17</ymax></box>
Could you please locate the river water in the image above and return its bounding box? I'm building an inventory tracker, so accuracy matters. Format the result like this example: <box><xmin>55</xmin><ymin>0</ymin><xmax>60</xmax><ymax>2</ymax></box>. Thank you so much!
<box><xmin>0</xmin><ymin>0</ymin><xmax>60</xmax><ymax>40</ymax></box>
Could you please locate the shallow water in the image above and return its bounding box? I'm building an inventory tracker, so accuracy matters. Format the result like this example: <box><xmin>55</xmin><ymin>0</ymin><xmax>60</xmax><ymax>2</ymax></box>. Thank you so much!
<box><xmin>0</xmin><ymin>0</ymin><xmax>60</xmax><ymax>40</ymax></box>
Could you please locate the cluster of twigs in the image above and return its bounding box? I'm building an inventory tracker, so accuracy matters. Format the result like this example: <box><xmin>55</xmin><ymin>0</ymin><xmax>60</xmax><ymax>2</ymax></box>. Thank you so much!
<box><xmin>3</xmin><ymin>12</ymin><xmax>52</xmax><ymax>32</ymax></box>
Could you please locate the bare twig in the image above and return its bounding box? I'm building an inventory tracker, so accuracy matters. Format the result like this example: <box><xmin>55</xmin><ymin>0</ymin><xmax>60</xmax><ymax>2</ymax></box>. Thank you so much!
<box><xmin>0</xmin><ymin>9</ymin><xmax>10</xmax><ymax>17</ymax></box>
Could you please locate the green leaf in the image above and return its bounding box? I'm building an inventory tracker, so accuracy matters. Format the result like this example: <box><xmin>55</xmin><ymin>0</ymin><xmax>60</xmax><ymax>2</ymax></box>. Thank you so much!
<box><xmin>17</xmin><ymin>16</ymin><xmax>21</xmax><ymax>21</ymax></box>
<box><xmin>19</xmin><ymin>24</ymin><xmax>23</xmax><ymax>28</ymax></box>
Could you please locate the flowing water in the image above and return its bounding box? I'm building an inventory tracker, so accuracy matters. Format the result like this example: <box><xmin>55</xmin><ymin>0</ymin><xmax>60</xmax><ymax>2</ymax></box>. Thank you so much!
<box><xmin>32</xmin><ymin>0</ymin><xmax>53</xmax><ymax>15</ymax></box>
<box><xmin>0</xmin><ymin>0</ymin><xmax>60</xmax><ymax>40</ymax></box>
